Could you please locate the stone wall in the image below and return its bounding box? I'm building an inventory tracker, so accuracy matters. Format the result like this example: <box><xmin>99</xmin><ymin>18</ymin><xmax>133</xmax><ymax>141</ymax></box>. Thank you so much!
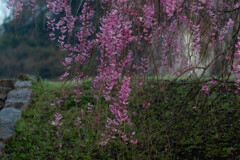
<box><xmin>0</xmin><ymin>75</ymin><xmax>36</xmax><ymax>154</ymax></box>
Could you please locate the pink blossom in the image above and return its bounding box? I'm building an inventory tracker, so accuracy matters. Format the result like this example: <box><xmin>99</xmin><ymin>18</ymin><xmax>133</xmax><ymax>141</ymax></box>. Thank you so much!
<box><xmin>65</xmin><ymin>57</ymin><xmax>72</xmax><ymax>64</ymax></box>
<box><xmin>142</xmin><ymin>103</ymin><xmax>151</xmax><ymax>109</ymax></box>
<box><xmin>57</xmin><ymin>99</ymin><xmax>63</xmax><ymax>104</ymax></box>
<box><xmin>225</xmin><ymin>56</ymin><xmax>231</xmax><ymax>60</ymax></box>
<box><xmin>235</xmin><ymin>3</ymin><xmax>240</xmax><ymax>8</ymax></box>
<box><xmin>121</xmin><ymin>135</ymin><xmax>128</xmax><ymax>141</ymax></box>
<box><xmin>133</xmin><ymin>111</ymin><xmax>137</xmax><ymax>117</ymax></box>
<box><xmin>210</xmin><ymin>80</ymin><xmax>216</xmax><ymax>85</ymax></box>
<box><xmin>192</xmin><ymin>106</ymin><xmax>198</xmax><ymax>111</ymax></box>
<box><xmin>202</xmin><ymin>85</ymin><xmax>209</xmax><ymax>95</ymax></box>
<box><xmin>131</xmin><ymin>139</ymin><xmax>138</xmax><ymax>144</ymax></box>
<box><xmin>95</xmin><ymin>116</ymin><xmax>100</xmax><ymax>122</ymax></box>
<box><xmin>51</xmin><ymin>113</ymin><xmax>63</xmax><ymax>137</ymax></box>
<box><xmin>59</xmin><ymin>72</ymin><xmax>69</xmax><ymax>80</ymax></box>
<box><xmin>88</xmin><ymin>103</ymin><xmax>93</xmax><ymax>107</ymax></box>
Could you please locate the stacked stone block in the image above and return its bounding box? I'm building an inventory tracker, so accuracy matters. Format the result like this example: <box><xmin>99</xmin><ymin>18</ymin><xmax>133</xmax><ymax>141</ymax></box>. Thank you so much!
<box><xmin>0</xmin><ymin>76</ymin><xmax>34</xmax><ymax>154</ymax></box>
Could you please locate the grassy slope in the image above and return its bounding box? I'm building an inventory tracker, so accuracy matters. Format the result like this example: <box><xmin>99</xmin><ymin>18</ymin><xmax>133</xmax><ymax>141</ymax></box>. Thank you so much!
<box><xmin>1</xmin><ymin>79</ymin><xmax>240</xmax><ymax>159</ymax></box>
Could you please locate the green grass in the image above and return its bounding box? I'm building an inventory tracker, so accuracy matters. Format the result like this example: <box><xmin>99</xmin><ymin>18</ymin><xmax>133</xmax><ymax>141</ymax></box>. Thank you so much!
<box><xmin>1</xmin><ymin>79</ymin><xmax>240</xmax><ymax>159</ymax></box>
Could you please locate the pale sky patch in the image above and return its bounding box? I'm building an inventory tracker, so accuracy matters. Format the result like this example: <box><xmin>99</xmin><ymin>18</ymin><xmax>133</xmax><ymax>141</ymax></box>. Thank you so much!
<box><xmin>0</xmin><ymin>0</ymin><xmax>11</xmax><ymax>25</ymax></box>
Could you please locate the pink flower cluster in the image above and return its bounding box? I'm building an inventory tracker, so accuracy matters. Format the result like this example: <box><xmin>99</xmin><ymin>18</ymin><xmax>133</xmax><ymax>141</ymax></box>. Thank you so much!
<box><xmin>51</xmin><ymin>113</ymin><xmax>63</xmax><ymax>126</ymax></box>
<box><xmin>92</xmin><ymin>1</ymin><xmax>144</xmax><ymax>146</ymax></box>
<box><xmin>202</xmin><ymin>85</ymin><xmax>209</xmax><ymax>95</ymax></box>
<box><xmin>210</xmin><ymin>80</ymin><xmax>216</xmax><ymax>85</ymax></box>
<box><xmin>164</xmin><ymin>0</ymin><xmax>182</xmax><ymax>18</ymax></box>
<box><xmin>192</xmin><ymin>106</ymin><xmax>198</xmax><ymax>111</ymax></box>
<box><xmin>191</xmin><ymin>24</ymin><xmax>201</xmax><ymax>54</ymax></box>
<box><xmin>142</xmin><ymin>103</ymin><xmax>151</xmax><ymax>109</ymax></box>
<box><xmin>51</xmin><ymin>113</ymin><xmax>63</xmax><ymax>137</ymax></box>
<box><xmin>219</xmin><ymin>18</ymin><xmax>234</xmax><ymax>44</ymax></box>
<box><xmin>7</xmin><ymin>0</ymin><xmax>36</xmax><ymax>17</ymax></box>
<box><xmin>232</xmin><ymin>37</ymin><xmax>240</xmax><ymax>91</ymax></box>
